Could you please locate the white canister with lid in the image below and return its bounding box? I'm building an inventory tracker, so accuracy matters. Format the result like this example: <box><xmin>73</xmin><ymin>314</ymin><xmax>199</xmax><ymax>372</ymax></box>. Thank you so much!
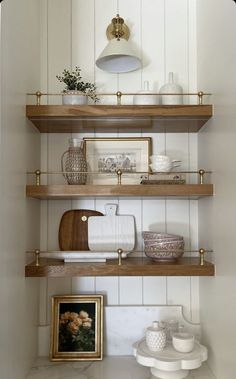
<box><xmin>133</xmin><ymin>81</ymin><xmax>158</xmax><ymax>105</ymax></box>
<box><xmin>145</xmin><ymin>321</ymin><xmax>166</xmax><ymax>352</ymax></box>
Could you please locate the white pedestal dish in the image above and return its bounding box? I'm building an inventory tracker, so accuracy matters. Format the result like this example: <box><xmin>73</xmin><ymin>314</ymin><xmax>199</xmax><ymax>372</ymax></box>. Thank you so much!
<box><xmin>133</xmin><ymin>338</ymin><xmax>207</xmax><ymax>379</ymax></box>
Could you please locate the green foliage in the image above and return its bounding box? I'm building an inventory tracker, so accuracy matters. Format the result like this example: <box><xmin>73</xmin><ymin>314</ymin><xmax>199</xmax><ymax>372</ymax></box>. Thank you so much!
<box><xmin>56</xmin><ymin>66</ymin><xmax>98</xmax><ymax>101</ymax></box>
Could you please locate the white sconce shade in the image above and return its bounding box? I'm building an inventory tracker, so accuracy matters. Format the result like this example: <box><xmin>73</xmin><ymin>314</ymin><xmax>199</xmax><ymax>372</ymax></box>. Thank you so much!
<box><xmin>95</xmin><ymin>14</ymin><xmax>141</xmax><ymax>73</ymax></box>
<box><xmin>96</xmin><ymin>38</ymin><xmax>141</xmax><ymax>73</ymax></box>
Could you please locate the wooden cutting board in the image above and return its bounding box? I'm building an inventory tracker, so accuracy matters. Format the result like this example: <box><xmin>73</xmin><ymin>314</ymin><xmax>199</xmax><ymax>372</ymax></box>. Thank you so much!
<box><xmin>59</xmin><ymin>209</ymin><xmax>103</xmax><ymax>251</ymax></box>
<box><xmin>88</xmin><ymin>204</ymin><xmax>135</xmax><ymax>252</ymax></box>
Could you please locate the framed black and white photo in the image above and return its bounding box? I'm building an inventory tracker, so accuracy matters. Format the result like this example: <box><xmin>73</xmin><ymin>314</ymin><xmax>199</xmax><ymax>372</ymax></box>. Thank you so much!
<box><xmin>84</xmin><ymin>137</ymin><xmax>151</xmax><ymax>184</ymax></box>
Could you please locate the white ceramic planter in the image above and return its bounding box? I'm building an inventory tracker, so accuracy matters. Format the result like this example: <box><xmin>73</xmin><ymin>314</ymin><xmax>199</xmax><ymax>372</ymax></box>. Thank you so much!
<box><xmin>62</xmin><ymin>91</ymin><xmax>88</xmax><ymax>105</ymax></box>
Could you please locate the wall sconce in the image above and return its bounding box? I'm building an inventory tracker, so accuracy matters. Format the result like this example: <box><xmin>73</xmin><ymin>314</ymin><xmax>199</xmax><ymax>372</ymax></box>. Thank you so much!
<box><xmin>95</xmin><ymin>14</ymin><xmax>141</xmax><ymax>73</ymax></box>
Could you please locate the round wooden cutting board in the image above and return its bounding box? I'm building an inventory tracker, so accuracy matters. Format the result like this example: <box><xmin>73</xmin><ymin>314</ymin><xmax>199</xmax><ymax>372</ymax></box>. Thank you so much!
<box><xmin>59</xmin><ymin>209</ymin><xmax>104</xmax><ymax>251</ymax></box>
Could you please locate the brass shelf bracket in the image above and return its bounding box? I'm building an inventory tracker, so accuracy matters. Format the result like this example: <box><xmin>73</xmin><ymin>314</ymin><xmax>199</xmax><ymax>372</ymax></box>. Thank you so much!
<box><xmin>35</xmin><ymin>249</ymin><xmax>40</xmax><ymax>266</ymax></box>
<box><xmin>198</xmin><ymin>169</ymin><xmax>205</xmax><ymax>184</ymax></box>
<box><xmin>199</xmin><ymin>248</ymin><xmax>205</xmax><ymax>266</ymax></box>
<box><xmin>116</xmin><ymin>91</ymin><xmax>122</xmax><ymax>105</ymax></box>
<box><xmin>116</xmin><ymin>169</ymin><xmax>123</xmax><ymax>185</ymax></box>
<box><xmin>197</xmin><ymin>91</ymin><xmax>204</xmax><ymax>105</ymax></box>
<box><xmin>36</xmin><ymin>91</ymin><xmax>42</xmax><ymax>106</ymax></box>
<box><xmin>117</xmin><ymin>248</ymin><xmax>123</xmax><ymax>266</ymax></box>
<box><xmin>35</xmin><ymin>170</ymin><xmax>41</xmax><ymax>186</ymax></box>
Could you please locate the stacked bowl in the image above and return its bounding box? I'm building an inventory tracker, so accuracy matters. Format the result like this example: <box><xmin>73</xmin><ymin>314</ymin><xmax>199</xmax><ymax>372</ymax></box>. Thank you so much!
<box><xmin>142</xmin><ymin>231</ymin><xmax>184</xmax><ymax>262</ymax></box>
<box><xmin>149</xmin><ymin>155</ymin><xmax>181</xmax><ymax>173</ymax></box>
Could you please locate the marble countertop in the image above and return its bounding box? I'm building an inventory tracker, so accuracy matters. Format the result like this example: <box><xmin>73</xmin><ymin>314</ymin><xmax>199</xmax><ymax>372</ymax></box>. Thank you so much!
<box><xmin>27</xmin><ymin>356</ymin><xmax>216</xmax><ymax>379</ymax></box>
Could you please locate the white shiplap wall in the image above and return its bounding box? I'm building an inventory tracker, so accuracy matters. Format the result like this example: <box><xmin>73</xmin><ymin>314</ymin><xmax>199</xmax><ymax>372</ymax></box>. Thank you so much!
<box><xmin>38</xmin><ymin>0</ymin><xmax>199</xmax><ymax>339</ymax></box>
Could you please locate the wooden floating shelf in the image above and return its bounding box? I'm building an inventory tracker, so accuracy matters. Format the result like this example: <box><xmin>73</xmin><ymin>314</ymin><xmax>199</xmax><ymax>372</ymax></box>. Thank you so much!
<box><xmin>25</xmin><ymin>257</ymin><xmax>215</xmax><ymax>277</ymax></box>
<box><xmin>26</xmin><ymin>184</ymin><xmax>214</xmax><ymax>199</ymax></box>
<box><xmin>26</xmin><ymin>104</ymin><xmax>213</xmax><ymax>133</ymax></box>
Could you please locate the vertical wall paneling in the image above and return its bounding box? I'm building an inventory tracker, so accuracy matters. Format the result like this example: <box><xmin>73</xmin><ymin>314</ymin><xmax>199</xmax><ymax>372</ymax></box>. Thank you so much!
<box><xmin>38</xmin><ymin>1</ymin><xmax>200</xmax><ymax>344</ymax></box>
<box><xmin>48</xmin><ymin>0</ymin><xmax>72</xmax><ymax>103</ymax></box>
<box><xmin>187</xmin><ymin>0</ymin><xmax>197</xmax><ymax>103</ymax></box>
<box><xmin>164</xmin><ymin>0</ymin><xmax>188</xmax><ymax>95</ymax></box>
<box><xmin>118</xmin><ymin>0</ymin><xmax>142</xmax><ymax>104</ymax></box>
<box><xmin>119</xmin><ymin>277</ymin><xmax>143</xmax><ymax>305</ymax></box>
<box><xmin>143</xmin><ymin>277</ymin><xmax>167</xmax><ymax>305</ymax></box>
<box><xmin>190</xmin><ymin>277</ymin><xmax>200</xmax><ymax>323</ymax></box>
<box><xmin>72</xmin><ymin>277</ymin><xmax>96</xmax><ymax>294</ymax></box>
<box><xmin>95</xmin><ymin>0</ymin><xmax>118</xmax><ymax>104</ymax></box>
<box><xmin>167</xmin><ymin>277</ymin><xmax>191</xmax><ymax>320</ymax></box>
<box><xmin>72</xmin><ymin>0</ymin><xmax>95</xmax><ymax>81</ymax></box>
<box><xmin>95</xmin><ymin>277</ymin><xmax>119</xmax><ymax>305</ymax></box>
<box><xmin>47</xmin><ymin>278</ymin><xmax>72</xmax><ymax>325</ymax></box>
<box><xmin>141</xmin><ymin>0</ymin><xmax>165</xmax><ymax>93</ymax></box>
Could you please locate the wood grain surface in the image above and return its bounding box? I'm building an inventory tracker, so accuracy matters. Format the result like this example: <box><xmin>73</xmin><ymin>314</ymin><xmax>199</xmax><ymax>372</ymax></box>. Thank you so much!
<box><xmin>59</xmin><ymin>209</ymin><xmax>103</xmax><ymax>251</ymax></box>
<box><xmin>26</xmin><ymin>184</ymin><xmax>214</xmax><ymax>199</ymax></box>
<box><xmin>25</xmin><ymin>257</ymin><xmax>215</xmax><ymax>277</ymax></box>
<box><xmin>26</xmin><ymin>104</ymin><xmax>213</xmax><ymax>133</ymax></box>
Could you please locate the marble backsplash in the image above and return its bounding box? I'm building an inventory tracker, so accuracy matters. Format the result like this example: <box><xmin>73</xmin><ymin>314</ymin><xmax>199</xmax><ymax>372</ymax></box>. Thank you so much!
<box><xmin>38</xmin><ymin>305</ymin><xmax>201</xmax><ymax>356</ymax></box>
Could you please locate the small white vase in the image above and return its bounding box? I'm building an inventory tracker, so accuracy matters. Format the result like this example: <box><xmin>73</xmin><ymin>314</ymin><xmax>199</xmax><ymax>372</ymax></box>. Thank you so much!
<box><xmin>133</xmin><ymin>81</ymin><xmax>157</xmax><ymax>105</ymax></box>
<box><xmin>62</xmin><ymin>91</ymin><xmax>88</xmax><ymax>105</ymax></box>
<box><xmin>159</xmin><ymin>72</ymin><xmax>183</xmax><ymax>105</ymax></box>
<box><xmin>146</xmin><ymin>321</ymin><xmax>166</xmax><ymax>352</ymax></box>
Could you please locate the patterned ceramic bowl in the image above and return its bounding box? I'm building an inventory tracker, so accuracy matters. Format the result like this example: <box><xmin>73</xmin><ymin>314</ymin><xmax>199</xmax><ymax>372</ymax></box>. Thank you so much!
<box><xmin>145</xmin><ymin>239</ymin><xmax>184</xmax><ymax>250</ymax></box>
<box><xmin>144</xmin><ymin>248</ymin><xmax>184</xmax><ymax>262</ymax></box>
<box><xmin>142</xmin><ymin>231</ymin><xmax>183</xmax><ymax>241</ymax></box>
<box><xmin>144</xmin><ymin>238</ymin><xmax>184</xmax><ymax>247</ymax></box>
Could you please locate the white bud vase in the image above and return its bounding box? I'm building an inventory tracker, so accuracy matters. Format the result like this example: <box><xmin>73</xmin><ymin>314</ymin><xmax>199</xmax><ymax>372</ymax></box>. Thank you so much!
<box><xmin>133</xmin><ymin>81</ymin><xmax>157</xmax><ymax>105</ymax></box>
<box><xmin>146</xmin><ymin>321</ymin><xmax>166</xmax><ymax>352</ymax></box>
<box><xmin>159</xmin><ymin>72</ymin><xmax>183</xmax><ymax>105</ymax></box>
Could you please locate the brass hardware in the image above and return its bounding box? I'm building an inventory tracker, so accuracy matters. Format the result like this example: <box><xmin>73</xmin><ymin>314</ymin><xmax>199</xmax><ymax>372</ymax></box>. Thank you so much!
<box><xmin>199</xmin><ymin>248</ymin><xmax>205</xmax><ymax>266</ymax></box>
<box><xmin>28</xmin><ymin>91</ymin><xmax>211</xmax><ymax>103</ymax></box>
<box><xmin>35</xmin><ymin>170</ymin><xmax>41</xmax><ymax>186</ymax></box>
<box><xmin>198</xmin><ymin>91</ymin><xmax>204</xmax><ymax>105</ymax></box>
<box><xmin>117</xmin><ymin>248</ymin><xmax>123</xmax><ymax>266</ymax></box>
<box><xmin>35</xmin><ymin>249</ymin><xmax>40</xmax><ymax>266</ymax></box>
<box><xmin>199</xmin><ymin>169</ymin><xmax>205</xmax><ymax>184</ymax></box>
<box><xmin>36</xmin><ymin>91</ymin><xmax>42</xmax><ymax>106</ymax></box>
<box><xmin>116</xmin><ymin>169</ymin><xmax>122</xmax><ymax>185</ymax></box>
<box><xmin>27</xmin><ymin>169</ymin><xmax>212</xmax><ymax>176</ymax></box>
<box><xmin>106</xmin><ymin>14</ymin><xmax>130</xmax><ymax>41</ymax></box>
<box><xmin>116</xmin><ymin>91</ymin><xmax>122</xmax><ymax>105</ymax></box>
<box><xmin>81</xmin><ymin>215</ymin><xmax>87</xmax><ymax>222</ymax></box>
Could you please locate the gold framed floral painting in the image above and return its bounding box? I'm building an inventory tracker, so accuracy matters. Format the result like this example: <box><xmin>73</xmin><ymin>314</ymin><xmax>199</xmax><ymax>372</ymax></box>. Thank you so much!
<box><xmin>50</xmin><ymin>295</ymin><xmax>103</xmax><ymax>361</ymax></box>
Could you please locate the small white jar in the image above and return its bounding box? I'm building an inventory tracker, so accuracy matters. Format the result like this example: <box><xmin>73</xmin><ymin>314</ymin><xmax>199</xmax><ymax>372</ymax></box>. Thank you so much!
<box><xmin>146</xmin><ymin>321</ymin><xmax>166</xmax><ymax>352</ymax></box>
<box><xmin>172</xmin><ymin>332</ymin><xmax>195</xmax><ymax>353</ymax></box>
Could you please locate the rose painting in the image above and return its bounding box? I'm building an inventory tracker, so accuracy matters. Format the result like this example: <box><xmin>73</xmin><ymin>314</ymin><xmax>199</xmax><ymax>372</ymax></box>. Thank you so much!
<box><xmin>59</xmin><ymin>305</ymin><xmax>95</xmax><ymax>352</ymax></box>
<box><xmin>50</xmin><ymin>295</ymin><xmax>103</xmax><ymax>361</ymax></box>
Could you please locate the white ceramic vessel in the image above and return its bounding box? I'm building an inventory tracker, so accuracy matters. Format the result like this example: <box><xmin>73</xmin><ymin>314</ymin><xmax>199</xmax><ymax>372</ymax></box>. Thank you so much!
<box><xmin>133</xmin><ymin>338</ymin><xmax>208</xmax><ymax>379</ymax></box>
<box><xmin>172</xmin><ymin>332</ymin><xmax>195</xmax><ymax>353</ymax></box>
<box><xmin>146</xmin><ymin>321</ymin><xmax>166</xmax><ymax>352</ymax></box>
<box><xmin>159</xmin><ymin>72</ymin><xmax>183</xmax><ymax>105</ymax></box>
<box><xmin>149</xmin><ymin>154</ymin><xmax>181</xmax><ymax>172</ymax></box>
<box><xmin>62</xmin><ymin>91</ymin><xmax>88</xmax><ymax>105</ymax></box>
<box><xmin>133</xmin><ymin>81</ymin><xmax>157</xmax><ymax>105</ymax></box>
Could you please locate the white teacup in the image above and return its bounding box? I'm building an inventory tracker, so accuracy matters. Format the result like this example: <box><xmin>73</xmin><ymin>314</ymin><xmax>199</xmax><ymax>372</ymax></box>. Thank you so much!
<box><xmin>150</xmin><ymin>160</ymin><xmax>181</xmax><ymax>173</ymax></box>
<box><xmin>150</xmin><ymin>155</ymin><xmax>170</xmax><ymax>162</ymax></box>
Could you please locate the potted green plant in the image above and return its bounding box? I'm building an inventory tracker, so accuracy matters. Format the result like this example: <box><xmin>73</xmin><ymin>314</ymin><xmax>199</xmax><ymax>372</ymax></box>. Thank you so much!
<box><xmin>56</xmin><ymin>66</ymin><xmax>98</xmax><ymax>105</ymax></box>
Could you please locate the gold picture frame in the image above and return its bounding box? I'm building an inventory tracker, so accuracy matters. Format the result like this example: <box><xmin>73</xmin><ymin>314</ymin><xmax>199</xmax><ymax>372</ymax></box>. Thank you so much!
<box><xmin>50</xmin><ymin>295</ymin><xmax>103</xmax><ymax>361</ymax></box>
<box><xmin>84</xmin><ymin>137</ymin><xmax>152</xmax><ymax>184</ymax></box>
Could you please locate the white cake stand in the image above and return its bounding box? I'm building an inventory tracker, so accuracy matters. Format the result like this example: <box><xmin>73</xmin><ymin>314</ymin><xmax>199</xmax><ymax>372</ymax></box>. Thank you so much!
<box><xmin>133</xmin><ymin>338</ymin><xmax>208</xmax><ymax>379</ymax></box>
